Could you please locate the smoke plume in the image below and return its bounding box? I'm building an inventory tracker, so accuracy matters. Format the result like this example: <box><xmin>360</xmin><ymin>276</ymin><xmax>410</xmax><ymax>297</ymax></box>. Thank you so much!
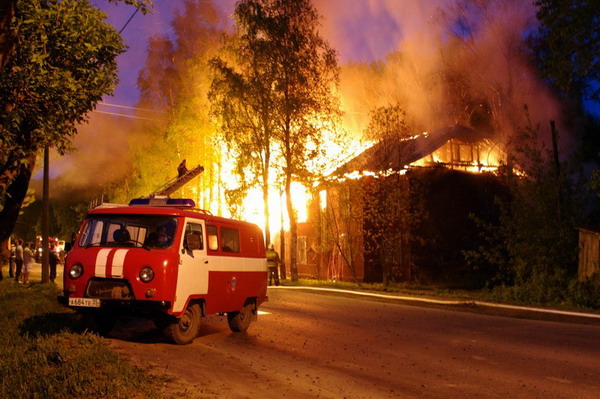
<box><xmin>316</xmin><ymin>0</ymin><xmax>565</xmax><ymax>152</ymax></box>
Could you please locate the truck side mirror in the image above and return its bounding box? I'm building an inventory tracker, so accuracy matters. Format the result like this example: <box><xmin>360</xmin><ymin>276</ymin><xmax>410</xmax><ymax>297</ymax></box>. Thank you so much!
<box><xmin>185</xmin><ymin>234</ymin><xmax>202</xmax><ymax>251</ymax></box>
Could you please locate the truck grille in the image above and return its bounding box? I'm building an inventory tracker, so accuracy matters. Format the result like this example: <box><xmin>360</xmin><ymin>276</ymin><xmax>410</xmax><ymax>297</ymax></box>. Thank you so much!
<box><xmin>86</xmin><ymin>278</ymin><xmax>134</xmax><ymax>300</ymax></box>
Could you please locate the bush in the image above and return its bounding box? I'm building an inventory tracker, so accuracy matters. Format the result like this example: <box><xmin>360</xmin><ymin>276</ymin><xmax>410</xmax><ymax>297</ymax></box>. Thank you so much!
<box><xmin>566</xmin><ymin>279</ymin><xmax>600</xmax><ymax>309</ymax></box>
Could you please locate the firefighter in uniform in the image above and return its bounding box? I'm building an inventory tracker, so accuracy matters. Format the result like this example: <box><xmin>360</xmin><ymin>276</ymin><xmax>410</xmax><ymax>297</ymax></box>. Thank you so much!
<box><xmin>266</xmin><ymin>243</ymin><xmax>280</xmax><ymax>286</ymax></box>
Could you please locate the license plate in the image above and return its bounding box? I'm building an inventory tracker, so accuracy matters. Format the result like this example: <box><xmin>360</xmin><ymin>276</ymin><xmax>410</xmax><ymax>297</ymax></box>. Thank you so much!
<box><xmin>68</xmin><ymin>297</ymin><xmax>100</xmax><ymax>308</ymax></box>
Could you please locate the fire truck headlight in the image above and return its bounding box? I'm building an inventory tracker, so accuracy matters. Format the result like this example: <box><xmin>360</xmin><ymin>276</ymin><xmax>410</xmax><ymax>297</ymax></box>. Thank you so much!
<box><xmin>68</xmin><ymin>264</ymin><xmax>83</xmax><ymax>280</ymax></box>
<box><xmin>139</xmin><ymin>267</ymin><xmax>154</xmax><ymax>283</ymax></box>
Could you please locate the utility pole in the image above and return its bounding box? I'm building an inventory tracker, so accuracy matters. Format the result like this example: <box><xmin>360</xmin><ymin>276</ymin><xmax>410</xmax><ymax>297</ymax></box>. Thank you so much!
<box><xmin>41</xmin><ymin>145</ymin><xmax>49</xmax><ymax>283</ymax></box>
<box><xmin>550</xmin><ymin>120</ymin><xmax>562</xmax><ymax>223</ymax></box>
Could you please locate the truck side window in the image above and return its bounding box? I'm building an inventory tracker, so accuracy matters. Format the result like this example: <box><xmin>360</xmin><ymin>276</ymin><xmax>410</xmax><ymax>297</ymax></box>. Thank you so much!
<box><xmin>207</xmin><ymin>225</ymin><xmax>219</xmax><ymax>251</ymax></box>
<box><xmin>221</xmin><ymin>227</ymin><xmax>240</xmax><ymax>253</ymax></box>
<box><xmin>185</xmin><ymin>223</ymin><xmax>204</xmax><ymax>250</ymax></box>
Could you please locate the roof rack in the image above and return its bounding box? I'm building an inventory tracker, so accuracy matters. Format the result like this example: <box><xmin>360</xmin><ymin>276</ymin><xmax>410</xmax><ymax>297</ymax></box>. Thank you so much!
<box><xmin>190</xmin><ymin>208</ymin><xmax>213</xmax><ymax>216</ymax></box>
<box><xmin>129</xmin><ymin>197</ymin><xmax>196</xmax><ymax>208</ymax></box>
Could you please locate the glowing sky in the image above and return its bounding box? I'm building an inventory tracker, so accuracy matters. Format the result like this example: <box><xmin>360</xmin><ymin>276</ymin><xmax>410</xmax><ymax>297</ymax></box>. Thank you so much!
<box><xmin>93</xmin><ymin>0</ymin><xmax>598</xmax><ymax>117</ymax></box>
<box><xmin>94</xmin><ymin>0</ymin><xmax>408</xmax><ymax>108</ymax></box>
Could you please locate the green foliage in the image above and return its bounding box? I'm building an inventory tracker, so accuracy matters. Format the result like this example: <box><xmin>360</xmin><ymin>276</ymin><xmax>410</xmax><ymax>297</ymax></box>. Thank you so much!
<box><xmin>110</xmin><ymin>0</ymin><xmax>223</xmax><ymax>207</ymax></box>
<box><xmin>321</xmin><ymin>180</ymin><xmax>364</xmax><ymax>284</ymax></box>
<box><xmin>209</xmin><ymin>12</ymin><xmax>279</xmax><ymax>238</ymax></box>
<box><xmin>0</xmin><ymin>0</ymin><xmax>125</xmax><ymax>246</ymax></box>
<box><xmin>0</xmin><ymin>187</ymin><xmax>34</xmax><ymax>214</ymax></box>
<box><xmin>213</xmin><ymin>0</ymin><xmax>341</xmax><ymax>279</ymax></box>
<box><xmin>361</xmin><ymin>105</ymin><xmax>425</xmax><ymax>285</ymax></box>
<box><xmin>0</xmin><ymin>281</ymin><xmax>161</xmax><ymax>398</ymax></box>
<box><xmin>466</xmin><ymin>110</ymin><xmax>583</xmax><ymax>302</ymax></box>
<box><xmin>0</xmin><ymin>0</ymin><xmax>125</xmax><ymax>169</ymax></box>
<box><xmin>51</xmin><ymin>200</ymin><xmax>88</xmax><ymax>239</ymax></box>
<box><xmin>532</xmin><ymin>0</ymin><xmax>600</xmax><ymax>100</ymax></box>
<box><xmin>106</xmin><ymin>0</ymin><xmax>153</xmax><ymax>14</ymax></box>
<box><xmin>282</xmin><ymin>278</ymin><xmax>482</xmax><ymax>300</ymax></box>
<box><xmin>483</xmin><ymin>278</ymin><xmax>600</xmax><ymax>310</ymax></box>
<box><xmin>565</xmin><ymin>279</ymin><xmax>600</xmax><ymax>309</ymax></box>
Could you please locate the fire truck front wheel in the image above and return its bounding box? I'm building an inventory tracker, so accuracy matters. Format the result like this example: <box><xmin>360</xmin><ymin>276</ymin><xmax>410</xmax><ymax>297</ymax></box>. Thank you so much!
<box><xmin>227</xmin><ymin>300</ymin><xmax>255</xmax><ymax>332</ymax></box>
<box><xmin>164</xmin><ymin>304</ymin><xmax>202</xmax><ymax>345</ymax></box>
<box><xmin>81</xmin><ymin>312</ymin><xmax>115</xmax><ymax>337</ymax></box>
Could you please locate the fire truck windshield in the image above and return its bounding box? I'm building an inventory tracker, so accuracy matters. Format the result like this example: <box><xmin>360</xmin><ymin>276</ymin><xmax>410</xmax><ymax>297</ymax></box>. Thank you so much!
<box><xmin>79</xmin><ymin>215</ymin><xmax>178</xmax><ymax>249</ymax></box>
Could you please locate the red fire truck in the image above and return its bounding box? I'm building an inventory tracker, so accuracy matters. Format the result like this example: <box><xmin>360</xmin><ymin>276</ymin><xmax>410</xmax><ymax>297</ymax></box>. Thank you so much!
<box><xmin>59</xmin><ymin>197</ymin><xmax>268</xmax><ymax>344</ymax></box>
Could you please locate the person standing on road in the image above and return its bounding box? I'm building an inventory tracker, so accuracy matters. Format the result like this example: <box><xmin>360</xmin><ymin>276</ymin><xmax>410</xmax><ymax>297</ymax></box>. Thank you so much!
<box><xmin>266</xmin><ymin>243</ymin><xmax>280</xmax><ymax>286</ymax></box>
<box><xmin>22</xmin><ymin>242</ymin><xmax>34</xmax><ymax>285</ymax></box>
<box><xmin>49</xmin><ymin>242</ymin><xmax>59</xmax><ymax>283</ymax></box>
<box><xmin>14</xmin><ymin>239</ymin><xmax>23</xmax><ymax>283</ymax></box>
<box><xmin>9</xmin><ymin>243</ymin><xmax>16</xmax><ymax>278</ymax></box>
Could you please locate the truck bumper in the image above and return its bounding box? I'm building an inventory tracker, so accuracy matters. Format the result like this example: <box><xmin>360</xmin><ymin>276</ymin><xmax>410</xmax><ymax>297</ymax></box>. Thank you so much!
<box><xmin>58</xmin><ymin>293</ymin><xmax>171</xmax><ymax>316</ymax></box>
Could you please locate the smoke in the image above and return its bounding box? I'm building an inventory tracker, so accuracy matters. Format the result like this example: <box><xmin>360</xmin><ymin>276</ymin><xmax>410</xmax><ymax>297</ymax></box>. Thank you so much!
<box><xmin>316</xmin><ymin>0</ymin><xmax>565</xmax><ymax>153</ymax></box>
<box><xmin>44</xmin><ymin>112</ymin><xmax>136</xmax><ymax>201</ymax></box>
<box><xmin>44</xmin><ymin>0</ymin><xmax>570</xmax><ymax>202</ymax></box>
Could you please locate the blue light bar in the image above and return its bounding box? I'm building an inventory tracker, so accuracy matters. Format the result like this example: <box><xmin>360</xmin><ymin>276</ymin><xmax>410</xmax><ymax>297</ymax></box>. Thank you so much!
<box><xmin>129</xmin><ymin>197</ymin><xmax>196</xmax><ymax>208</ymax></box>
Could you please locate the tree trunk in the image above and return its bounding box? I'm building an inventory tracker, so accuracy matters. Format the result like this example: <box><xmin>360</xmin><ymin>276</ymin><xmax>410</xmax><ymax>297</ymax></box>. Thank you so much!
<box><xmin>0</xmin><ymin>162</ymin><xmax>21</xmax><ymax>199</ymax></box>
<box><xmin>0</xmin><ymin>0</ymin><xmax>17</xmax><ymax>70</ymax></box>
<box><xmin>0</xmin><ymin>154</ymin><xmax>36</xmax><ymax>244</ymax></box>
<box><xmin>279</xmin><ymin>191</ymin><xmax>286</xmax><ymax>280</ymax></box>
<box><xmin>285</xmin><ymin>172</ymin><xmax>298</xmax><ymax>281</ymax></box>
<box><xmin>263</xmin><ymin>181</ymin><xmax>270</xmax><ymax>246</ymax></box>
<box><xmin>262</xmin><ymin>151</ymin><xmax>270</xmax><ymax>246</ymax></box>
<box><xmin>41</xmin><ymin>146</ymin><xmax>50</xmax><ymax>283</ymax></box>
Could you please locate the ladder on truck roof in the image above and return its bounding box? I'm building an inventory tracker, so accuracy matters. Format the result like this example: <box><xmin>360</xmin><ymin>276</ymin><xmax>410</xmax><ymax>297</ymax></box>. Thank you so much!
<box><xmin>151</xmin><ymin>164</ymin><xmax>205</xmax><ymax>197</ymax></box>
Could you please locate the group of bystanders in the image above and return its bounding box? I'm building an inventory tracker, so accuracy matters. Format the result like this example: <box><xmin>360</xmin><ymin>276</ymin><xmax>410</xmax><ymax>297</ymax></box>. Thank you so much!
<box><xmin>4</xmin><ymin>239</ymin><xmax>59</xmax><ymax>285</ymax></box>
<box><xmin>7</xmin><ymin>239</ymin><xmax>31</xmax><ymax>285</ymax></box>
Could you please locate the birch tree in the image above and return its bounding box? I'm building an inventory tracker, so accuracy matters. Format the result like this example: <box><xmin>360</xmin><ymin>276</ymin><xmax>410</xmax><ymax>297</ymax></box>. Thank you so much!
<box><xmin>227</xmin><ymin>0</ymin><xmax>340</xmax><ymax>280</ymax></box>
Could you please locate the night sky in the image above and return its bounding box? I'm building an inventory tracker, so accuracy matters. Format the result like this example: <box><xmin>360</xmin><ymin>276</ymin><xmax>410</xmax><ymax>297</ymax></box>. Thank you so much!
<box><xmin>89</xmin><ymin>1</ymin><xmax>599</xmax><ymax>119</ymax></box>
<box><xmin>93</xmin><ymin>0</ymin><xmax>411</xmax><ymax>110</ymax></box>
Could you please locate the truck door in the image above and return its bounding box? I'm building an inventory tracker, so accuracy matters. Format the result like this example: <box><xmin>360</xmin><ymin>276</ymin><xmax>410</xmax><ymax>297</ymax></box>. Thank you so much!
<box><xmin>173</xmin><ymin>218</ymin><xmax>208</xmax><ymax>313</ymax></box>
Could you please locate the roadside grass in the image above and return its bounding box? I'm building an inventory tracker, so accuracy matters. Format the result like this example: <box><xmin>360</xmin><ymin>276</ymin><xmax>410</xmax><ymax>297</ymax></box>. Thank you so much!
<box><xmin>281</xmin><ymin>278</ymin><xmax>482</xmax><ymax>300</ymax></box>
<box><xmin>0</xmin><ymin>279</ymin><xmax>164</xmax><ymax>399</ymax></box>
<box><xmin>280</xmin><ymin>278</ymin><xmax>600</xmax><ymax>312</ymax></box>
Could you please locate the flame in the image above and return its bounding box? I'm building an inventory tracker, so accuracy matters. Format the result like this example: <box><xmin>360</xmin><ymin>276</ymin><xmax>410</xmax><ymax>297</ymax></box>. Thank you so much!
<box><xmin>237</xmin><ymin>182</ymin><xmax>311</xmax><ymax>232</ymax></box>
<box><xmin>193</xmin><ymin>128</ymin><xmax>513</xmax><ymax>240</ymax></box>
<box><xmin>210</xmin><ymin>126</ymin><xmax>366</xmax><ymax>236</ymax></box>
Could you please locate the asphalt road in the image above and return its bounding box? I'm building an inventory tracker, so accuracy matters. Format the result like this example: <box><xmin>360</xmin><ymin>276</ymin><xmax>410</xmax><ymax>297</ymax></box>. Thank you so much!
<box><xmin>108</xmin><ymin>288</ymin><xmax>600</xmax><ymax>398</ymax></box>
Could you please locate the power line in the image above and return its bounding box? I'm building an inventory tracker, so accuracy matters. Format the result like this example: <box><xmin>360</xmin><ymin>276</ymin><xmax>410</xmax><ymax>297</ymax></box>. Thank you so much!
<box><xmin>93</xmin><ymin>110</ymin><xmax>163</xmax><ymax>122</ymax></box>
<box><xmin>119</xmin><ymin>7</ymin><xmax>140</xmax><ymax>34</ymax></box>
<box><xmin>98</xmin><ymin>102</ymin><xmax>166</xmax><ymax>113</ymax></box>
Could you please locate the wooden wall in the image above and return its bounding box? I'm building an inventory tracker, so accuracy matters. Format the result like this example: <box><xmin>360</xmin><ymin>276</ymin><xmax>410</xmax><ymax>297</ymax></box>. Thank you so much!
<box><xmin>578</xmin><ymin>228</ymin><xmax>600</xmax><ymax>281</ymax></box>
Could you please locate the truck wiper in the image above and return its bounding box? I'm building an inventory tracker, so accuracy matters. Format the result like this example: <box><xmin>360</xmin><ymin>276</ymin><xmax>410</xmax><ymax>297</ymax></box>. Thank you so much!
<box><xmin>126</xmin><ymin>239</ymin><xmax>151</xmax><ymax>251</ymax></box>
<box><xmin>84</xmin><ymin>242</ymin><xmax>103</xmax><ymax>248</ymax></box>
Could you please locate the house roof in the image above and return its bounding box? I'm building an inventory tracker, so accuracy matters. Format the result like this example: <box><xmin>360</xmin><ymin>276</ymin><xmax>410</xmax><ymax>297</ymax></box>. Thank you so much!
<box><xmin>577</xmin><ymin>226</ymin><xmax>600</xmax><ymax>235</ymax></box>
<box><xmin>333</xmin><ymin>125</ymin><xmax>491</xmax><ymax>175</ymax></box>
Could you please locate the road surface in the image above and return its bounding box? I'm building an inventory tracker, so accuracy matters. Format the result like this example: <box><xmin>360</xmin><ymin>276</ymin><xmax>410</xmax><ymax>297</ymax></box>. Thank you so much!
<box><xmin>108</xmin><ymin>288</ymin><xmax>600</xmax><ymax>398</ymax></box>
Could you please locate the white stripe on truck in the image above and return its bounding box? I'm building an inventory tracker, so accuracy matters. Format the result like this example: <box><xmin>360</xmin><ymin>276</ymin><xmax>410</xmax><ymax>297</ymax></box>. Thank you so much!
<box><xmin>95</xmin><ymin>249</ymin><xmax>111</xmax><ymax>277</ymax></box>
<box><xmin>111</xmin><ymin>249</ymin><xmax>128</xmax><ymax>277</ymax></box>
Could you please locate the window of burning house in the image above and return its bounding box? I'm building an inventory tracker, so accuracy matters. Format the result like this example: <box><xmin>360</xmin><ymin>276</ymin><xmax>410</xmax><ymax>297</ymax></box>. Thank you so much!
<box><xmin>297</xmin><ymin>236</ymin><xmax>307</xmax><ymax>264</ymax></box>
<box><xmin>451</xmin><ymin>140</ymin><xmax>479</xmax><ymax>164</ymax></box>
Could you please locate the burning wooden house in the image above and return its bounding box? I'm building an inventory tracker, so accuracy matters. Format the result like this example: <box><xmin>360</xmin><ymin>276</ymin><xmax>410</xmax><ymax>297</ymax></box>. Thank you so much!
<box><xmin>288</xmin><ymin>124</ymin><xmax>509</xmax><ymax>286</ymax></box>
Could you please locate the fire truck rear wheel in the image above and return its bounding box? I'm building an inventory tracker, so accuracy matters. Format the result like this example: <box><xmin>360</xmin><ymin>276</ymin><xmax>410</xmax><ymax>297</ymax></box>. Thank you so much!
<box><xmin>227</xmin><ymin>301</ymin><xmax>254</xmax><ymax>332</ymax></box>
<box><xmin>165</xmin><ymin>304</ymin><xmax>202</xmax><ymax>345</ymax></box>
